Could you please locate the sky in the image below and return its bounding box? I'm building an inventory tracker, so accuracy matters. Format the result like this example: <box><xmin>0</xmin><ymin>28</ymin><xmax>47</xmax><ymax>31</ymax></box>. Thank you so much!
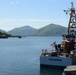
<box><xmin>0</xmin><ymin>0</ymin><xmax>76</xmax><ymax>31</ymax></box>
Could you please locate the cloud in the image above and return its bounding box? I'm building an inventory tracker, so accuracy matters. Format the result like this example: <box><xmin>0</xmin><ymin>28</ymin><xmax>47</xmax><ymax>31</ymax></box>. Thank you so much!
<box><xmin>15</xmin><ymin>1</ymin><xmax>19</xmax><ymax>4</ymax></box>
<box><xmin>11</xmin><ymin>1</ymin><xmax>14</xmax><ymax>4</ymax></box>
<box><xmin>10</xmin><ymin>1</ymin><xmax>19</xmax><ymax>4</ymax></box>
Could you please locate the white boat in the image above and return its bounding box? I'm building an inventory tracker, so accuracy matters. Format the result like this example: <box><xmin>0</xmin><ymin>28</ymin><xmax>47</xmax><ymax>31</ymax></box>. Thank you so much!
<box><xmin>40</xmin><ymin>2</ymin><xmax>76</xmax><ymax>68</ymax></box>
<box><xmin>40</xmin><ymin>55</ymin><xmax>72</xmax><ymax>67</ymax></box>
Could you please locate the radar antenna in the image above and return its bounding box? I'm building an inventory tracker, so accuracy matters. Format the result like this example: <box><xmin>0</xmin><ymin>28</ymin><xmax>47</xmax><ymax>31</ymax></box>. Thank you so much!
<box><xmin>64</xmin><ymin>2</ymin><xmax>76</xmax><ymax>34</ymax></box>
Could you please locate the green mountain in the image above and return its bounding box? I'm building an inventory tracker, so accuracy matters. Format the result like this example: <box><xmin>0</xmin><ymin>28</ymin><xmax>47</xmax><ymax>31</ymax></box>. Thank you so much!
<box><xmin>34</xmin><ymin>24</ymin><xmax>67</xmax><ymax>36</ymax></box>
<box><xmin>0</xmin><ymin>29</ymin><xmax>6</xmax><ymax>33</ymax></box>
<box><xmin>8</xmin><ymin>26</ymin><xmax>37</xmax><ymax>36</ymax></box>
<box><xmin>8</xmin><ymin>24</ymin><xmax>67</xmax><ymax>36</ymax></box>
<box><xmin>0</xmin><ymin>30</ymin><xmax>21</xmax><ymax>38</ymax></box>
<box><xmin>0</xmin><ymin>30</ymin><xmax>11</xmax><ymax>38</ymax></box>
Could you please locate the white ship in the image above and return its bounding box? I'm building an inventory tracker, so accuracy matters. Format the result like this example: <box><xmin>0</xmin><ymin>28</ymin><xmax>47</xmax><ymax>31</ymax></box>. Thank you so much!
<box><xmin>40</xmin><ymin>2</ymin><xmax>76</xmax><ymax>68</ymax></box>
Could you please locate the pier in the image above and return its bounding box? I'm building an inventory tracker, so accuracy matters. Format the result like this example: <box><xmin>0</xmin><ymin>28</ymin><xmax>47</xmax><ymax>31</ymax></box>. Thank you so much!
<box><xmin>63</xmin><ymin>65</ymin><xmax>76</xmax><ymax>75</ymax></box>
<box><xmin>9</xmin><ymin>36</ymin><xmax>22</xmax><ymax>38</ymax></box>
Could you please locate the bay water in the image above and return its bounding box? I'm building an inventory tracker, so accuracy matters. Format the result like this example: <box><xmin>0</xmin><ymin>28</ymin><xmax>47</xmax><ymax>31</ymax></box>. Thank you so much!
<box><xmin>0</xmin><ymin>36</ymin><xmax>64</xmax><ymax>75</ymax></box>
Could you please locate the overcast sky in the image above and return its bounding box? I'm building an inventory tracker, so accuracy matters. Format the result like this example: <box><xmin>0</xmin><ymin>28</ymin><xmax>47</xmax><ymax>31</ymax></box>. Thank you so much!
<box><xmin>0</xmin><ymin>0</ymin><xmax>76</xmax><ymax>31</ymax></box>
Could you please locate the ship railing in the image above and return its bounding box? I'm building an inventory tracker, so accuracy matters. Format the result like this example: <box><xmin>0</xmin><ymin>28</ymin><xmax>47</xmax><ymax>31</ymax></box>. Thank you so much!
<box><xmin>41</xmin><ymin>50</ymin><xmax>74</xmax><ymax>57</ymax></box>
<box><xmin>41</xmin><ymin>49</ymin><xmax>53</xmax><ymax>56</ymax></box>
<box><xmin>41</xmin><ymin>49</ymin><xmax>62</xmax><ymax>57</ymax></box>
<box><xmin>41</xmin><ymin>48</ymin><xmax>76</xmax><ymax>58</ymax></box>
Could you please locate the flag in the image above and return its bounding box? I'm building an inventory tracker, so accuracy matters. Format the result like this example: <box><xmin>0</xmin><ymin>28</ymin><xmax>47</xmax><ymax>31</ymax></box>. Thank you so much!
<box><xmin>50</xmin><ymin>43</ymin><xmax>55</xmax><ymax>47</ymax></box>
<box><xmin>50</xmin><ymin>41</ymin><xmax>56</xmax><ymax>47</ymax></box>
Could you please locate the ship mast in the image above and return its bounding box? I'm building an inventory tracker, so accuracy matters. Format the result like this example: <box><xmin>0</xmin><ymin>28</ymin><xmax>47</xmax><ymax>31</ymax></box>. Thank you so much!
<box><xmin>64</xmin><ymin>2</ymin><xmax>76</xmax><ymax>35</ymax></box>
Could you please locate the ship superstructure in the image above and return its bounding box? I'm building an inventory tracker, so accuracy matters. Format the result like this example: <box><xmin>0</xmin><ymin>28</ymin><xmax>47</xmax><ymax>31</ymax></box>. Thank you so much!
<box><xmin>40</xmin><ymin>2</ymin><xmax>76</xmax><ymax>68</ymax></box>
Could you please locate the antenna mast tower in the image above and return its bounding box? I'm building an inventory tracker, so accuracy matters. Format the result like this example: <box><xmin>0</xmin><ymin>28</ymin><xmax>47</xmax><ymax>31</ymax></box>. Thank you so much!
<box><xmin>64</xmin><ymin>2</ymin><xmax>76</xmax><ymax>34</ymax></box>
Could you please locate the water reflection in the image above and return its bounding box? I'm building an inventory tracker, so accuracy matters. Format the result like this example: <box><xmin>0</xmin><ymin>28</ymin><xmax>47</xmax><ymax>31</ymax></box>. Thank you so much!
<box><xmin>40</xmin><ymin>67</ymin><xmax>64</xmax><ymax>75</ymax></box>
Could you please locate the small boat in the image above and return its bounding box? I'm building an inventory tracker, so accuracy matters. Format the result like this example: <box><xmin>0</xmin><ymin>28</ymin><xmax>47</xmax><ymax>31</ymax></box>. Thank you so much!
<box><xmin>40</xmin><ymin>2</ymin><xmax>76</xmax><ymax>68</ymax></box>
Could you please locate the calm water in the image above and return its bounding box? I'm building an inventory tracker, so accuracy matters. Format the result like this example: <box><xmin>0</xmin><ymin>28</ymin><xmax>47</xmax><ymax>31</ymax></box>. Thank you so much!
<box><xmin>0</xmin><ymin>36</ymin><xmax>63</xmax><ymax>75</ymax></box>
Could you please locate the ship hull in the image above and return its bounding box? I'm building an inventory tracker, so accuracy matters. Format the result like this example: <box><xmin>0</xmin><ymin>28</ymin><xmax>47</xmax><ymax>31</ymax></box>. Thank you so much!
<box><xmin>40</xmin><ymin>56</ymin><xmax>72</xmax><ymax>68</ymax></box>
